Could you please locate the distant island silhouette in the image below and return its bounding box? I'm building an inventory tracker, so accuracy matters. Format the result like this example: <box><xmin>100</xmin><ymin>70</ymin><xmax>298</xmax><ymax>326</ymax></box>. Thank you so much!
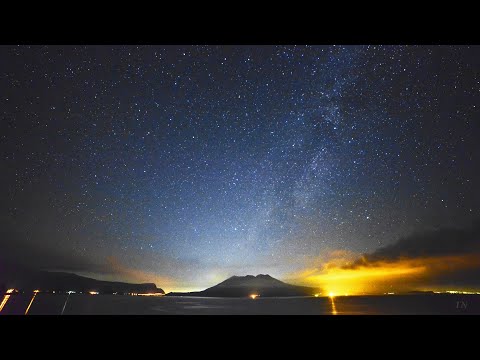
<box><xmin>0</xmin><ymin>260</ymin><xmax>164</xmax><ymax>295</ymax></box>
<box><xmin>167</xmin><ymin>274</ymin><xmax>319</xmax><ymax>297</ymax></box>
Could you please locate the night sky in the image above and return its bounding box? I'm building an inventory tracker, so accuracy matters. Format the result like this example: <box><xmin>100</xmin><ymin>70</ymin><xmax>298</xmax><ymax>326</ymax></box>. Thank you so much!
<box><xmin>1</xmin><ymin>45</ymin><xmax>479</xmax><ymax>292</ymax></box>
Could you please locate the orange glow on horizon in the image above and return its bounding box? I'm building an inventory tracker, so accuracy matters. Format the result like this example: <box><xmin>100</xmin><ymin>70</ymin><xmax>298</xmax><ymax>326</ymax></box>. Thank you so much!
<box><xmin>302</xmin><ymin>261</ymin><xmax>425</xmax><ymax>295</ymax></box>
<box><xmin>250</xmin><ymin>294</ymin><xmax>259</xmax><ymax>299</ymax></box>
<box><xmin>290</xmin><ymin>253</ymin><xmax>480</xmax><ymax>296</ymax></box>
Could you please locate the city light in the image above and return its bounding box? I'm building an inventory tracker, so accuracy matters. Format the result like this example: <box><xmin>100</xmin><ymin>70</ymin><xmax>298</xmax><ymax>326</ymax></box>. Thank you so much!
<box><xmin>0</xmin><ymin>289</ymin><xmax>16</xmax><ymax>313</ymax></box>
<box><xmin>25</xmin><ymin>290</ymin><xmax>41</xmax><ymax>315</ymax></box>
<box><xmin>329</xmin><ymin>295</ymin><xmax>337</xmax><ymax>315</ymax></box>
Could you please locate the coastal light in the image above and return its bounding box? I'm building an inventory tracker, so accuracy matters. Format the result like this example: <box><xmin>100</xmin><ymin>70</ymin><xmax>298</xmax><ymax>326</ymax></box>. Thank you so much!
<box><xmin>250</xmin><ymin>294</ymin><xmax>259</xmax><ymax>299</ymax></box>
<box><xmin>25</xmin><ymin>290</ymin><xmax>41</xmax><ymax>315</ymax></box>
<box><xmin>89</xmin><ymin>291</ymin><xmax>99</xmax><ymax>295</ymax></box>
<box><xmin>0</xmin><ymin>289</ymin><xmax>16</xmax><ymax>313</ymax></box>
<box><xmin>329</xmin><ymin>295</ymin><xmax>338</xmax><ymax>315</ymax></box>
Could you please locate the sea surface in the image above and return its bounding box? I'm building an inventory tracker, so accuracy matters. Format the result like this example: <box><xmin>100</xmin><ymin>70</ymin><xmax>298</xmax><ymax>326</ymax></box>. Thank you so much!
<box><xmin>1</xmin><ymin>293</ymin><xmax>479</xmax><ymax>315</ymax></box>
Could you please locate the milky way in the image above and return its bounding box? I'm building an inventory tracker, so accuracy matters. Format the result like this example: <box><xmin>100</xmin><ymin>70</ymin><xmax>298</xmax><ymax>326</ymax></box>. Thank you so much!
<box><xmin>1</xmin><ymin>45</ymin><xmax>479</xmax><ymax>291</ymax></box>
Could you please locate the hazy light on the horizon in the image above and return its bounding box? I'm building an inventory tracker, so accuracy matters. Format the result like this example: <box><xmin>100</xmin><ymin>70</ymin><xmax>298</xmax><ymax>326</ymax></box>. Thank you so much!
<box><xmin>290</xmin><ymin>253</ymin><xmax>480</xmax><ymax>295</ymax></box>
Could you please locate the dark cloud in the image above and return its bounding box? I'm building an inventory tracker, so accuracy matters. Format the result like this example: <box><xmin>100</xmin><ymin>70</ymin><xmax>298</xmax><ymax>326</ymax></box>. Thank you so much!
<box><xmin>346</xmin><ymin>220</ymin><xmax>480</xmax><ymax>289</ymax></box>
<box><xmin>356</xmin><ymin>220</ymin><xmax>480</xmax><ymax>264</ymax></box>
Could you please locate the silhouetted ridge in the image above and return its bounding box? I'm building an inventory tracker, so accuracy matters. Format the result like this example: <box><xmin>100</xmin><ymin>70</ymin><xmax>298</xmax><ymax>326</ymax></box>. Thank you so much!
<box><xmin>167</xmin><ymin>274</ymin><xmax>319</xmax><ymax>297</ymax></box>
<box><xmin>0</xmin><ymin>259</ymin><xmax>164</xmax><ymax>294</ymax></box>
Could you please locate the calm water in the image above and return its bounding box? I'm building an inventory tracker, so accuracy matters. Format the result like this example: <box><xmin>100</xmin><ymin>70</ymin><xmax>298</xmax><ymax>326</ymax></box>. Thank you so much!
<box><xmin>1</xmin><ymin>293</ymin><xmax>479</xmax><ymax>315</ymax></box>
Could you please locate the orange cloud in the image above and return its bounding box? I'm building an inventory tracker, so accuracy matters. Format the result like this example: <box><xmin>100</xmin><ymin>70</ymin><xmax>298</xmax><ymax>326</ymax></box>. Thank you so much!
<box><xmin>286</xmin><ymin>252</ymin><xmax>480</xmax><ymax>295</ymax></box>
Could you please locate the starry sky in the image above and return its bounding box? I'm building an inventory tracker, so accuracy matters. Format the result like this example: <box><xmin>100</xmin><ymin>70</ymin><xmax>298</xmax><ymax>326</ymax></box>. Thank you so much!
<box><xmin>1</xmin><ymin>45</ymin><xmax>479</xmax><ymax>292</ymax></box>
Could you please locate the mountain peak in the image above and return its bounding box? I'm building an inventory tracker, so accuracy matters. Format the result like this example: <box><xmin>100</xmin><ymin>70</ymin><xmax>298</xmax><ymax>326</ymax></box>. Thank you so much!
<box><xmin>256</xmin><ymin>274</ymin><xmax>272</xmax><ymax>278</ymax></box>
<box><xmin>167</xmin><ymin>273</ymin><xmax>318</xmax><ymax>297</ymax></box>
<box><xmin>226</xmin><ymin>274</ymin><xmax>272</xmax><ymax>281</ymax></box>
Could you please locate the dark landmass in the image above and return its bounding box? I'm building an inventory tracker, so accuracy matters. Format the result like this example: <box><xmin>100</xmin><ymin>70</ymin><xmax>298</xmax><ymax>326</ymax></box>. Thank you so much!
<box><xmin>167</xmin><ymin>274</ymin><xmax>318</xmax><ymax>297</ymax></box>
<box><xmin>0</xmin><ymin>260</ymin><xmax>164</xmax><ymax>295</ymax></box>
